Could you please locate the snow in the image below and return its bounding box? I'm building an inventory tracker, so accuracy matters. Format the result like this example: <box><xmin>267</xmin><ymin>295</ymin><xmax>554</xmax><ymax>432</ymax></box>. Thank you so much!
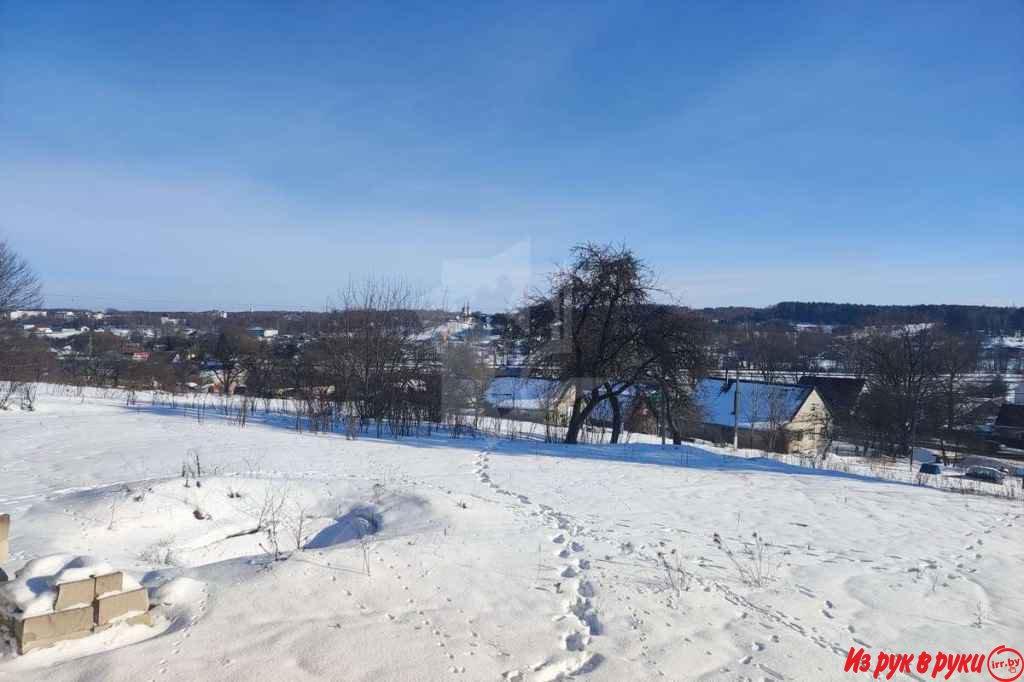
<box><xmin>484</xmin><ymin>377</ymin><xmax>566</xmax><ymax>410</ymax></box>
<box><xmin>1</xmin><ymin>387</ymin><xmax>1022</xmax><ymax>680</ymax></box>
<box><xmin>985</xmin><ymin>335</ymin><xmax>1024</xmax><ymax>349</ymax></box>
<box><xmin>0</xmin><ymin>555</ymin><xmax>141</xmax><ymax>617</ymax></box>
<box><xmin>693</xmin><ymin>378</ymin><xmax>810</xmax><ymax>427</ymax></box>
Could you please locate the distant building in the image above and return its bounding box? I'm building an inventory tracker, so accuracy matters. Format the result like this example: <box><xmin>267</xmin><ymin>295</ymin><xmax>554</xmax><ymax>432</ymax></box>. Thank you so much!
<box><xmin>483</xmin><ymin>376</ymin><xmax>575</xmax><ymax>423</ymax></box>
<box><xmin>994</xmin><ymin>404</ymin><xmax>1024</xmax><ymax>444</ymax></box>
<box><xmin>246</xmin><ymin>327</ymin><xmax>279</xmax><ymax>339</ymax></box>
<box><xmin>7</xmin><ymin>310</ymin><xmax>46</xmax><ymax>321</ymax></box>
<box><xmin>1012</xmin><ymin>381</ymin><xmax>1024</xmax><ymax>406</ymax></box>
<box><xmin>692</xmin><ymin>378</ymin><xmax>830</xmax><ymax>454</ymax></box>
<box><xmin>797</xmin><ymin>376</ymin><xmax>865</xmax><ymax>423</ymax></box>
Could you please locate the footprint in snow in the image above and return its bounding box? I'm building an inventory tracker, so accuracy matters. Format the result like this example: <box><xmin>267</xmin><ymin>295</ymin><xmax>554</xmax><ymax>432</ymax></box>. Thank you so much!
<box><xmin>564</xmin><ymin>630</ymin><xmax>589</xmax><ymax>651</ymax></box>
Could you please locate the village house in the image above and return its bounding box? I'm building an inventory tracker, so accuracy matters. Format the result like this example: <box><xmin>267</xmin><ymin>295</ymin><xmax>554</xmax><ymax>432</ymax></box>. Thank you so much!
<box><xmin>692</xmin><ymin>378</ymin><xmax>831</xmax><ymax>454</ymax></box>
<box><xmin>246</xmin><ymin>327</ymin><xmax>279</xmax><ymax>339</ymax></box>
<box><xmin>482</xmin><ymin>374</ymin><xmax>832</xmax><ymax>453</ymax></box>
<box><xmin>797</xmin><ymin>375</ymin><xmax>865</xmax><ymax>425</ymax></box>
<box><xmin>5</xmin><ymin>310</ymin><xmax>46</xmax><ymax>321</ymax></box>
<box><xmin>994</xmin><ymin>403</ymin><xmax>1024</xmax><ymax>445</ymax></box>
<box><xmin>483</xmin><ymin>375</ymin><xmax>576</xmax><ymax>423</ymax></box>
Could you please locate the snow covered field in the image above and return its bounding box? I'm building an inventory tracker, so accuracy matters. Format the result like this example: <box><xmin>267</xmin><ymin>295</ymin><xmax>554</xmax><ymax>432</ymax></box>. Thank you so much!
<box><xmin>1</xmin><ymin>389</ymin><xmax>1022</xmax><ymax>681</ymax></box>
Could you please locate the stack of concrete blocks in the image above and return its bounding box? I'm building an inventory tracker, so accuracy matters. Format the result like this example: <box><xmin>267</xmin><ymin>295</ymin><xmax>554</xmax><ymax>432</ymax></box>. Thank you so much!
<box><xmin>0</xmin><ymin>515</ymin><xmax>151</xmax><ymax>654</ymax></box>
<box><xmin>8</xmin><ymin>572</ymin><xmax>151</xmax><ymax>654</ymax></box>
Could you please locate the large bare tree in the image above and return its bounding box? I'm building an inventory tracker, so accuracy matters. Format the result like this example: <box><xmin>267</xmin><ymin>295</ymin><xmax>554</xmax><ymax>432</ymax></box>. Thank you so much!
<box><xmin>849</xmin><ymin>325</ymin><xmax>941</xmax><ymax>462</ymax></box>
<box><xmin>531</xmin><ymin>243</ymin><xmax>658</xmax><ymax>444</ymax></box>
<box><xmin>923</xmin><ymin>331</ymin><xmax>981</xmax><ymax>460</ymax></box>
<box><xmin>321</xmin><ymin>277</ymin><xmax>434</xmax><ymax>436</ymax></box>
<box><xmin>0</xmin><ymin>239</ymin><xmax>44</xmax><ymax>407</ymax></box>
<box><xmin>0</xmin><ymin>239</ymin><xmax>42</xmax><ymax>314</ymax></box>
<box><xmin>641</xmin><ymin>306</ymin><xmax>711</xmax><ymax>445</ymax></box>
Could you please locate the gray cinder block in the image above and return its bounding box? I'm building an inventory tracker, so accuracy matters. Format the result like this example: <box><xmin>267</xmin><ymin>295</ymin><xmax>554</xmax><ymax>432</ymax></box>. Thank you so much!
<box><xmin>95</xmin><ymin>587</ymin><xmax>149</xmax><ymax>626</ymax></box>
<box><xmin>16</xmin><ymin>605</ymin><xmax>95</xmax><ymax>654</ymax></box>
<box><xmin>0</xmin><ymin>514</ymin><xmax>9</xmax><ymax>562</ymax></box>
<box><xmin>54</xmin><ymin>577</ymin><xmax>97</xmax><ymax>611</ymax></box>
<box><xmin>94</xmin><ymin>572</ymin><xmax>124</xmax><ymax>597</ymax></box>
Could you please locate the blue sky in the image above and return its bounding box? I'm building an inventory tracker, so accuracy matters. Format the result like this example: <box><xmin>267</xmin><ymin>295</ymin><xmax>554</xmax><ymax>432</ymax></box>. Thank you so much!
<box><xmin>1</xmin><ymin>1</ymin><xmax>1021</xmax><ymax>311</ymax></box>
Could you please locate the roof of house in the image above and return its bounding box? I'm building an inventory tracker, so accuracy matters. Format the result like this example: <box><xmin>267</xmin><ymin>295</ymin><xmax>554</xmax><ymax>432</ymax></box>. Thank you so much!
<box><xmin>797</xmin><ymin>376</ymin><xmax>865</xmax><ymax>416</ymax></box>
<box><xmin>588</xmin><ymin>386</ymin><xmax>643</xmax><ymax>423</ymax></box>
<box><xmin>694</xmin><ymin>378</ymin><xmax>813</xmax><ymax>429</ymax></box>
<box><xmin>995</xmin><ymin>403</ymin><xmax>1024</xmax><ymax>429</ymax></box>
<box><xmin>483</xmin><ymin>377</ymin><xmax>567</xmax><ymax>410</ymax></box>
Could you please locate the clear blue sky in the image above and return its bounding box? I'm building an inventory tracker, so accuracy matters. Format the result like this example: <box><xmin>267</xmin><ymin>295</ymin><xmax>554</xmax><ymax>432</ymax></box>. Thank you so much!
<box><xmin>1</xmin><ymin>1</ymin><xmax>1021</xmax><ymax>312</ymax></box>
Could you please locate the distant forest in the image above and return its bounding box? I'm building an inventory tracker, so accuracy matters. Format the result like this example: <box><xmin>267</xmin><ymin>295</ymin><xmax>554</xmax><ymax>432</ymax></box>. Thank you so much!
<box><xmin>700</xmin><ymin>302</ymin><xmax>1024</xmax><ymax>334</ymax></box>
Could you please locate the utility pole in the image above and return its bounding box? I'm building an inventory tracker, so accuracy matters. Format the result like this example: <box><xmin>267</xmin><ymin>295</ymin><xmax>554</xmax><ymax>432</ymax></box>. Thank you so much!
<box><xmin>733</xmin><ymin>367</ymin><xmax>740</xmax><ymax>450</ymax></box>
<box><xmin>660</xmin><ymin>384</ymin><xmax>667</xmax><ymax>446</ymax></box>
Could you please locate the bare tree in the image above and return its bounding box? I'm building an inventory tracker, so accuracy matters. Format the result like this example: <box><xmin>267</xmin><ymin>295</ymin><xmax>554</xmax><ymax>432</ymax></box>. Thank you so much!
<box><xmin>642</xmin><ymin>306</ymin><xmax>711</xmax><ymax>445</ymax></box>
<box><xmin>322</xmin><ymin>277</ymin><xmax>432</xmax><ymax>437</ymax></box>
<box><xmin>924</xmin><ymin>332</ymin><xmax>980</xmax><ymax>462</ymax></box>
<box><xmin>746</xmin><ymin>384</ymin><xmax>792</xmax><ymax>453</ymax></box>
<box><xmin>0</xmin><ymin>239</ymin><xmax>44</xmax><ymax>407</ymax></box>
<box><xmin>849</xmin><ymin>325</ymin><xmax>941</xmax><ymax>463</ymax></box>
<box><xmin>531</xmin><ymin>243</ymin><xmax>658</xmax><ymax>444</ymax></box>
<box><xmin>0</xmin><ymin>238</ymin><xmax>42</xmax><ymax>314</ymax></box>
<box><xmin>440</xmin><ymin>341</ymin><xmax>492</xmax><ymax>434</ymax></box>
<box><xmin>747</xmin><ymin>329</ymin><xmax>798</xmax><ymax>383</ymax></box>
<box><xmin>209</xmin><ymin>328</ymin><xmax>254</xmax><ymax>396</ymax></box>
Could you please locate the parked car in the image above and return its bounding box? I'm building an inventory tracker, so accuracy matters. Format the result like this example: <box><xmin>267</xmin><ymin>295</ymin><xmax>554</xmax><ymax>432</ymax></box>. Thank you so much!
<box><xmin>963</xmin><ymin>466</ymin><xmax>1005</xmax><ymax>484</ymax></box>
<box><xmin>918</xmin><ymin>462</ymin><xmax>943</xmax><ymax>475</ymax></box>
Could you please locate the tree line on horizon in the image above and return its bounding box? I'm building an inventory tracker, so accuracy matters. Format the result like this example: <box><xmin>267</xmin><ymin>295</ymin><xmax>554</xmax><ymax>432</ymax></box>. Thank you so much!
<box><xmin>0</xmin><ymin>237</ymin><xmax>1016</xmax><ymax>458</ymax></box>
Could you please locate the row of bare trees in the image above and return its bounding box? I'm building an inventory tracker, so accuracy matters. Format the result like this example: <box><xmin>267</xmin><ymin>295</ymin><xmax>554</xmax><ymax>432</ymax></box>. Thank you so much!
<box><xmin>843</xmin><ymin>325</ymin><xmax>996</xmax><ymax>461</ymax></box>
<box><xmin>207</xmin><ymin>278</ymin><xmax>488</xmax><ymax>438</ymax></box>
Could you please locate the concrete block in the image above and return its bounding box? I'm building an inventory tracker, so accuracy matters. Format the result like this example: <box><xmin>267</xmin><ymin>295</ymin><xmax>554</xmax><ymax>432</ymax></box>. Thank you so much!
<box><xmin>94</xmin><ymin>609</ymin><xmax>151</xmax><ymax>633</ymax></box>
<box><xmin>0</xmin><ymin>514</ymin><xmax>9</xmax><ymax>563</ymax></box>
<box><xmin>54</xmin><ymin>577</ymin><xmax>96</xmax><ymax>611</ymax></box>
<box><xmin>16</xmin><ymin>605</ymin><xmax>94</xmax><ymax>654</ymax></box>
<box><xmin>95</xmin><ymin>587</ymin><xmax>148</xmax><ymax>626</ymax></box>
<box><xmin>94</xmin><ymin>572</ymin><xmax>123</xmax><ymax>597</ymax></box>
